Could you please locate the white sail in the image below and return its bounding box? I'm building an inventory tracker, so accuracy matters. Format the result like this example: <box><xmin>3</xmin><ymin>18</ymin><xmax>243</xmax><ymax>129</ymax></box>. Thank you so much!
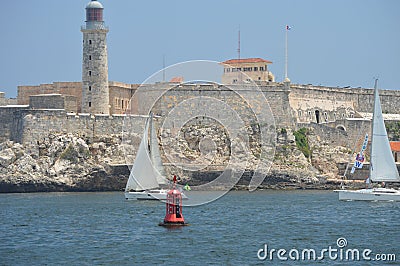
<box><xmin>370</xmin><ymin>81</ymin><xmax>400</xmax><ymax>182</ymax></box>
<box><xmin>149</xmin><ymin>113</ymin><xmax>167</xmax><ymax>185</ymax></box>
<box><xmin>125</xmin><ymin>117</ymin><xmax>159</xmax><ymax>192</ymax></box>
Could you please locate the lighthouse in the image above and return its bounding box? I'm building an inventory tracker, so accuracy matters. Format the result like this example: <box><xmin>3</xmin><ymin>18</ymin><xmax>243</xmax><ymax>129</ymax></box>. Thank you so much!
<box><xmin>81</xmin><ymin>0</ymin><xmax>110</xmax><ymax>114</ymax></box>
<box><xmin>160</xmin><ymin>176</ymin><xmax>186</xmax><ymax>226</ymax></box>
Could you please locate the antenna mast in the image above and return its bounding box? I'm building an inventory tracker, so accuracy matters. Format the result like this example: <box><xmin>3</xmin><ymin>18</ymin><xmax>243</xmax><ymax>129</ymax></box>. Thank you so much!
<box><xmin>237</xmin><ymin>27</ymin><xmax>241</xmax><ymax>83</ymax></box>
<box><xmin>237</xmin><ymin>27</ymin><xmax>241</xmax><ymax>61</ymax></box>
<box><xmin>162</xmin><ymin>54</ymin><xmax>166</xmax><ymax>82</ymax></box>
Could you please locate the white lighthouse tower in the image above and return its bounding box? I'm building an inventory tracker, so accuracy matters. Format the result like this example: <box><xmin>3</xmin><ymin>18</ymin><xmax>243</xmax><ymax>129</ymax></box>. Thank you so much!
<box><xmin>81</xmin><ymin>0</ymin><xmax>109</xmax><ymax>114</ymax></box>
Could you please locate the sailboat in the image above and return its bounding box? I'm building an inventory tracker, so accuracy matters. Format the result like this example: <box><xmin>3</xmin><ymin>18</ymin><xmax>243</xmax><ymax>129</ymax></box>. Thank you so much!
<box><xmin>338</xmin><ymin>80</ymin><xmax>400</xmax><ymax>201</ymax></box>
<box><xmin>125</xmin><ymin>113</ymin><xmax>174</xmax><ymax>200</ymax></box>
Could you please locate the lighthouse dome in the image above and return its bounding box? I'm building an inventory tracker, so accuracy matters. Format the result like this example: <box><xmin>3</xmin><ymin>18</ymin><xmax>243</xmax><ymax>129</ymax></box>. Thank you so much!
<box><xmin>86</xmin><ymin>0</ymin><xmax>104</xmax><ymax>9</ymax></box>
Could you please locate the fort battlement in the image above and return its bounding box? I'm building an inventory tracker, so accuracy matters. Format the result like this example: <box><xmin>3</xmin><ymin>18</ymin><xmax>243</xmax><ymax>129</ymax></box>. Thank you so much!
<box><xmin>2</xmin><ymin>82</ymin><xmax>400</xmax><ymax>152</ymax></box>
<box><xmin>0</xmin><ymin>107</ymin><xmax>146</xmax><ymax>155</ymax></box>
<box><xmin>0</xmin><ymin>92</ymin><xmax>17</xmax><ymax>106</ymax></box>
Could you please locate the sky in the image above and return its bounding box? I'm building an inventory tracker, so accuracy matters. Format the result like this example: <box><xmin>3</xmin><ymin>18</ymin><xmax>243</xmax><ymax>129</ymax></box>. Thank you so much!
<box><xmin>0</xmin><ymin>0</ymin><xmax>399</xmax><ymax>98</ymax></box>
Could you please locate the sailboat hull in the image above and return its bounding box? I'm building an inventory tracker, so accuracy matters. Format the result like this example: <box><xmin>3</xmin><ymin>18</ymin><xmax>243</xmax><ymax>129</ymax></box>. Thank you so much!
<box><xmin>125</xmin><ymin>189</ymin><xmax>168</xmax><ymax>200</ymax></box>
<box><xmin>338</xmin><ymin>188</ymin><xmax>400</xmax><ymax>201</ymax></box>
<box><xmin>125</xmin><ymin>189</ymin><xmax>188</xmax><ymax>201</ymax></box>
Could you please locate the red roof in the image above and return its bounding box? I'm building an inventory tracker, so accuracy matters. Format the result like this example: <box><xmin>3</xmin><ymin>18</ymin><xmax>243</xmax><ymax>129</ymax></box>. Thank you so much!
<box><xmin>390</xmin><ymin>142</ymin><xmax>400</xmax><ymax>152</ymax></box>
<box><xmin>169</xmin><ymin>77</ymin><xmax>184</xmax><ymax>83</ymax></box>
<box><xmin>221</xmin><ymin>58</ymin><xmax>272</xmax><ymax>65</ymax></box>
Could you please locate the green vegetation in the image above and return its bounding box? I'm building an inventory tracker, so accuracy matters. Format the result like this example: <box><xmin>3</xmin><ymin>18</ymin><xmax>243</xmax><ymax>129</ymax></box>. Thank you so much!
<box><xmin>59</xmin><ymin>144</ymin><xmax>79</xmax><ymax>163</ymax></box>
<box><xmin>280</xmin><ymin>128</ymin><xmax>287</xmax><ymax>134</ymax></box>
<box><xmin>59</xmin><ymin>143</ymin><xmax>90</xmax><ymax>163</ymax></box>
<box><xmin>293</xmin><ymin>128</ymin><xmax>311</xmax><ymax>158</ymax></box>
<box><xmin>386</xmin><ymin>121</ymin><xmax>400</xmax><ymax>141</ymax></box>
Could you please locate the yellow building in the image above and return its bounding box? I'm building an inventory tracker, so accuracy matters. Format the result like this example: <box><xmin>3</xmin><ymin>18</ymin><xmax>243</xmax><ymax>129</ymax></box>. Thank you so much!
<box><xmin>221</xmin><ymin>58</ymin><xmax>275</xmax><ymax>84</ymax></box>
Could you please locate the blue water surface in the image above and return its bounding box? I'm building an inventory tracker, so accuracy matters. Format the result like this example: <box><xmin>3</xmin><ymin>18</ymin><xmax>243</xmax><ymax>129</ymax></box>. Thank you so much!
<box><xmin>0</xmin><ymin>190</ymin><xmax>399</xmax><ymax>265</ymax></box>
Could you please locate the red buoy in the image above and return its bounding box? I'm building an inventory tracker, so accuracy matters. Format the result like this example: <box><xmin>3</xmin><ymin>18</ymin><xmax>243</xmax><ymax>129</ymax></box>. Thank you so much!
<box><xmin>160</xmin><ymin>175</ymin><xmax>186</xmax><ymax>226</ymax></box>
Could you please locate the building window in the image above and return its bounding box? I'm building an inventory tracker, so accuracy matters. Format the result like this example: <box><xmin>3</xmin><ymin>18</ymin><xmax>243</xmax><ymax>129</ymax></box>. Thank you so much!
<box><xmin>121</xmin><ymin>100</ymin><xmax>124</xmax><ymax>109</ymax></box>
<box><xmin>254</xmin><ymin>67</ymin><xmax>258</xmax><ymax>71</ymax></box>
<box><xmin>89</xmin><ymin>102</ymin><xmax>92</xmax><ymax>107</ymax></box>
<box><xmin>89</xmin><ymin>40</ymin><xmax>92</xmax><ymax>45</ymax></box>
<box><xmin>260</xmin><ymin>67</ymin><xmax>264</xmax><ymax>71</ymax></box>
<box><xmin>243</xmin><ymin>67</ymin><xmax>252</xmax><ymax>72</ymax></box>
<box><xmin>233</xmin><ymin>79</ymin><xmax>238</xmax><ymax>83</ymax></box>
<box><xmin>89</xmin><ymin>55</ymin><xmax>92</xmax><ymax>60</ymax></box>
<box><xmin>89</xmin><ymin>71</ymin><xmax>92</xmax><ymax>76</ymax></box>
<box><xmin>89</xmin><ymin>86</ymin><xmax>92</xmax><ymax>91</ymax></box>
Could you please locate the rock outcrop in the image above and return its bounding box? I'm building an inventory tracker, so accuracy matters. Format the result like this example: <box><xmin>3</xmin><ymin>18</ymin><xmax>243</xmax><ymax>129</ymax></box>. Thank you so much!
<box><xmin>0</xmin><ymin>135</ymin><xmax>128</xmax><ymax>192</ymax></box>
<box><xmin>0</xmin><ymin>125</ymin><xmax>353</xmax><ymax>193</ymax></box>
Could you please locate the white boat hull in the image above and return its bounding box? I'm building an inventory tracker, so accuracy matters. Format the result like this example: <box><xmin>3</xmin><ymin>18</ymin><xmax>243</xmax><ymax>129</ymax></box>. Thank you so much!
<box><xmin>125</xmin><ymin>189</ymin><xmax>188</xmax><ymax>201</ymax></box>
<box><xmin>125</xmin><ymin>189</ymin><xmax>168</xmax><ymax>200</ymax></box>
<box><xmin>337</xmin><ymin>188</ymin><xmax>400</xmax><ymax>201</ymax></box>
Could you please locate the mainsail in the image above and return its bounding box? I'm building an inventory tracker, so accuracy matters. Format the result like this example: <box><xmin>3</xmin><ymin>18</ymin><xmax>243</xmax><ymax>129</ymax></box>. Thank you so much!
<box><xmin>369</xmin><ymin>80</ymin><xmax>400</xmax><ymax>182</ymax></box>
<box><xmin>149</xmin><ymin>113</ymin><xmax>167</xmax><ymax>185</ymax></box>
<box><xmin>125</xmin><ymin>116</ymin><xmax>160</xmax><ymax>192</ymax></box>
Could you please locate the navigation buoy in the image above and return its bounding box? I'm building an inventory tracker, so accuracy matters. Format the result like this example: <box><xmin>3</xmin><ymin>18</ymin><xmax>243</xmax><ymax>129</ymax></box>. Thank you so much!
<box><xmin>159</xmin><ymin>175</ymin><xmax>187</xmax><ymax>226</ymax></box>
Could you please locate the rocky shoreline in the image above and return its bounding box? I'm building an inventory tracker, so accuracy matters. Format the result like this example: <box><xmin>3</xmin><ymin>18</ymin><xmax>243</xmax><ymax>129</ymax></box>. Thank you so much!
<box><xmin>0</xmin><ymin>162</ymin><xmax>360</xmax><ymax>193</ymax></box>
<box><xmin>0</xmin><ymin>175</ymin><xmax>349</xmax><ymax>193</ymax></box>
<box><xmin>0</xmin><ymin>127</ymin><xmax>372</xmax><ymax>193</ymax></box>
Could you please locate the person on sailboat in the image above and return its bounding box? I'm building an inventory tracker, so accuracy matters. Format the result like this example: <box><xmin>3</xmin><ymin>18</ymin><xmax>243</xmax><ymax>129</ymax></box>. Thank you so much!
<box><xmin>365</xmin><ymin>176</ymin><xmax>370</xmax><ymax>188</ymax></box>
<box><xmin>184</xmin><ymin>184</ymin><xmax>191</xmax><ymax>191</ymax></box>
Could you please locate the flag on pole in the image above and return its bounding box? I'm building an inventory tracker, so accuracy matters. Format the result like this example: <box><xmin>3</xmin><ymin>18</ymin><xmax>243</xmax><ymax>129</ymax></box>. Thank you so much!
<box><xmin>286</xmin><ymin>25</ymin><xmax>291</xmax><ymax>30</ymax></box>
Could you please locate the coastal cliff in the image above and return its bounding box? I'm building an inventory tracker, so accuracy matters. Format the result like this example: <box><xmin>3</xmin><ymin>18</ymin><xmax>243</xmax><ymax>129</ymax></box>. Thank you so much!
<box><xmin>0</xmin><ymin>126</ymin><xmax>355</xmax><ymax>193</ymax></box>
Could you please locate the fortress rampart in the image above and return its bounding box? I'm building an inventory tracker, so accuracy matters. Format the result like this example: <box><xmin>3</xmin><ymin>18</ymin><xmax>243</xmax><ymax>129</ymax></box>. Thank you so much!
<box><xmin>1</xmin><ymin>82</ymin><xmax>400</xmax><ymax>155</ymax></box>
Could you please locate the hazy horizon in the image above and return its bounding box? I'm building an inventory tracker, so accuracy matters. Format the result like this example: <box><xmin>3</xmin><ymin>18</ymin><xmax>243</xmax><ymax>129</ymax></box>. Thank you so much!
<box><xmin>1</xmin><ymin>0</ymin><xmax>399</xmax><ymax>98</ymax></box>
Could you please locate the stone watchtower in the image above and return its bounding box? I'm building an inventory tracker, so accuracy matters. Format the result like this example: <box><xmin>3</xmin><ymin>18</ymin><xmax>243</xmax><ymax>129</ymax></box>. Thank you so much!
<box><xmin>81</xmin><ymin>0</ymin><xmax>109</xmax><ymax>114</ymax></box>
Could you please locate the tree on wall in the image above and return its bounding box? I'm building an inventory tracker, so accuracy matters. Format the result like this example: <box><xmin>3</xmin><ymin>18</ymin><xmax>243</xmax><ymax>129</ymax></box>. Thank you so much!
<box><xmin>293</xmin><ymin>127</ymin><xmax>311</xmax><ymax>158</ymax></box>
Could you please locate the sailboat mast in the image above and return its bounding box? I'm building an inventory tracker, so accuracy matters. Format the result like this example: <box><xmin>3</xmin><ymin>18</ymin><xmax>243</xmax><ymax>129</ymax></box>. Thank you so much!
<box><xmin>369</xmin><ymin>79</ymin><xmax>378</xmax><ymax>185</ymax></box>
<box><xmin>148</xmin><ymin>112</ymin><xmax>153</xmax><ymax>155</ymax></box>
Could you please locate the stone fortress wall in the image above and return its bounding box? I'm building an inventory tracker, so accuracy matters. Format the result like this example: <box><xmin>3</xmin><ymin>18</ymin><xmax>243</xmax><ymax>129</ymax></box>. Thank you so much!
<box><xmin>18</xmin><ymin>82</ymin><xmax>83</xmax><ymax>109</ymax></box>
<box><xmin>29</xmin><ymin>94</ymin><xmax>77</xmax><ymax>113</ymax></box>
<box><xmin>0</xmin><ymin>92</ymin><xmax>17</xmax><ymax>106</ymax></box>
<box><xmin>4</xmin><ymin>108</ymin><xmax>146</xmax><ymax>157</ymax></box>
<box><xmin>1</xmin><ymin>81</ymin><xmax>400</xmax><ymax>151</ymax></box>
<box><xmin>16</xmin><ymin>81</ymin><xmax>137</xmax><ymax>114</ymax></box>
<box><xmin>290</xmin><ymin>83</ymin><xmax>400</xmax><ymax>123</ymax></box>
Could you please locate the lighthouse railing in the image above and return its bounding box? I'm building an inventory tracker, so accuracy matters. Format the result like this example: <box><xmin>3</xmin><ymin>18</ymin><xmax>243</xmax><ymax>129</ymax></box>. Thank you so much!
<box><xmin>81</xmin><ymin>22</ymin><xmax>109</xmax><ymax>31</ymax></box>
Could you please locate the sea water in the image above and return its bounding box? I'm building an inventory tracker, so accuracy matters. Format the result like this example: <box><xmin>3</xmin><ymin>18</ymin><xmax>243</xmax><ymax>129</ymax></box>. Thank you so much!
<box><xmin>1</xmin><ymin>190</ymin><xmax>399</xmax><ymax>265</ymax></box>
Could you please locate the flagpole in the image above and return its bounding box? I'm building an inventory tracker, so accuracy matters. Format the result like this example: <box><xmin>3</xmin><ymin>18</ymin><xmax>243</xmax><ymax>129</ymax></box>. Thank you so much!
<box><xmin>238</xmin><ymin>26</ymin><xmax>241</xmax><ymax>83</ymax></box>
<box><xmin>284</xmin><ymin>25</ymin><xmax>290</xmax><ymax>82</ymax></box>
